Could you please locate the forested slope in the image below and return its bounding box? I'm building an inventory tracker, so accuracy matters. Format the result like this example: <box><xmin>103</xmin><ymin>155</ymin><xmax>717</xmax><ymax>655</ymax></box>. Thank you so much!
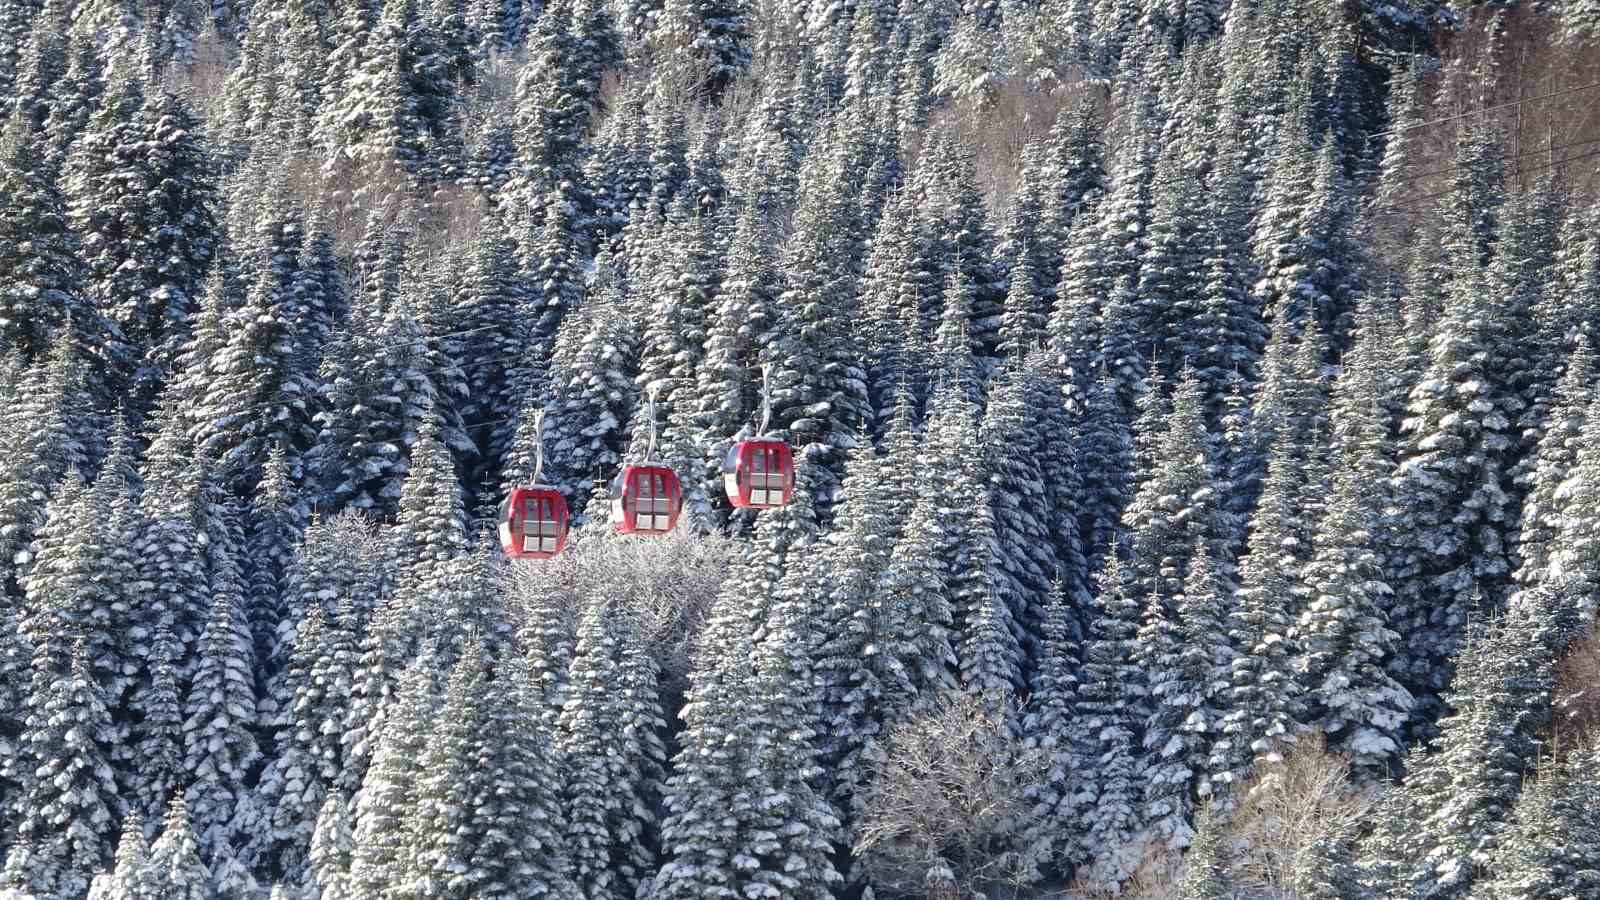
<box><xmin>2</xmin><ymin>0</ymin><xmax>1600</xmax><ymax>897</ymax></box>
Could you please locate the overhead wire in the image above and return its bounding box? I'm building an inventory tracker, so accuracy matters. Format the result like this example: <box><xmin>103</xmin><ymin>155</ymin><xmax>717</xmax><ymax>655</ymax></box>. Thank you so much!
<box><xmin>161</xmin><ymin>77</ymin><xmax>1600</xmax><ymax>454</ymax></box>
<box><xmin>1363</xmin><ymin>79</ymin><xmax>1600</xmax><ymax>142</ymax></box>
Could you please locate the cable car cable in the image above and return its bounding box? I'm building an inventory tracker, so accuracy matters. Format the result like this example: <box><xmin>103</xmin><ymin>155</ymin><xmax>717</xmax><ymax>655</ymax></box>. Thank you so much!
<box><xmin>1364</xmin><ymin>80</ymin><xmax>1600</xmax><ymax>142</ymax></box>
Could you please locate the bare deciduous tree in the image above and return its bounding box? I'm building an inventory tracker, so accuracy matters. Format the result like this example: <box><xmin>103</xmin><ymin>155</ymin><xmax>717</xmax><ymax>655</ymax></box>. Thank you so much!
<box><xmin>855</xmin><ymin>693</ymin><xmax>1044</xmax><ymax>900</ymax></box>
<box><xmin>1555</xmin><ymin>627</ymin><xmax>1600</xmax><ymax>745</ymax></box>
<box><xmin>1222</xmin><ymin>735</ymin><xmax>1381</xmax><ymax>897</ymax></box>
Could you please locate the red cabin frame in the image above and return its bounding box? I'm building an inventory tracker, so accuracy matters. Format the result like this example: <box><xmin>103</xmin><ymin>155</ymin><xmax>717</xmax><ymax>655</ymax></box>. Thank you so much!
<box><xmin>723</xmin><ymin>439</ymin><xmax>795</xmax><ymax>509</ymax></box>
<box><xmin>612</xmin><ymin>464</ymin><xmax>683</xmax><ymax>535</ymax></box>
<box><xmin>499</xmin><ymin>487</ymin><xmax>570</xmax><ymax>559</ymax></box>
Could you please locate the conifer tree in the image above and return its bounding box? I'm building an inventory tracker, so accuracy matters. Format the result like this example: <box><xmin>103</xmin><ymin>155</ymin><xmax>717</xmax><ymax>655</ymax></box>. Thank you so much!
<box><xmin>873</xmin><ymin>489</ymin><xmax>960</xmax><ymax>725</ymax></box>
<box><xmin>1512</xmin><ymin>335</ymin><xmax>1594</xmax><ymax>589</ymax></box>
<box><xmin>518</xmin><ymin>264</ymin><xmax>638</xmax><ymax>517</ymax></box>
<box><xmin>739</xmin><ymin>587</ymin><xmax>845</xmax><ymax>899</ymax></box>
<box><xmin>182</xmin><ymin>592</ymin><xmax>261</xmax><ymax>869</ymax></box>
<box><xmin>558</xmin><ymin>600</ymin><xmax>667</xmax><ymax>900</ymax></box>
<box><xmin>1386</xmin><ymin>260</ymin><xmax>1519</xmax><ymax>736</ymax></box>
<box><xmin>1176</xmin><ymin>811</ymin><xmax>1229</xmax><ymax>900</ymax></box>
<box><xmin>0</xmin><ymin>118</ymin><xmax>91</xmax><ymax>363</ymax></box>
<box><xmin>0</xmin><ymin>337</ymin><xmax>92</xmax><ymax>588</ymax></box>
<box><xmin>1209</xmin><ymin>446</ymin><xmax>1309</xmax><ymax>801</ymax></box>
<box><xmin>63</xmin><ymin>76</ymin><xmax>217</xmax><ymax>413</ymax></box>
<box><xmin>128</xmin><ymin>626</ymin><xmax>184</xmax><ymax>830</ymax></box>
<box><xmin>315</xmin><ymin>0</ymin><xmax>460</xmax><ymax>181</ymax></box>
<box><xmin>1294</xmin><ymin>374</ymin><xmax>1411</xmax><ymax>781</ymax></box>
<box><xmin>413</xmin><ymin>644</ymin><xmax>577</xmax><ymax>899</ymax></box>
<box><xmin>3</xmin><ymin>643</ymin><xmax>122</xmax><ymax>899</ymax></box>
<box><xmin>765</xmin><ymin>145</ymin><xmax>873</xmax><ymax>511</ymax></box>
<box><xmin>1019</xmin><ymin>581</ymin><xmax>1084</xmax><ymax>878</ymax></box>
<box><xmin>1139</xmin><ymin>543</ymin><xmax>1233</xmax><ymax>850</ymax></box>
<box><xmin>0</xmin><ymin>605</ymin><xmax>30</xmax><ymax>829</ymax></box>
<box><xmin>305</xmin><ymin>789</ymin><xmax>354</xmax><ymax>900</ymax></box>
<box><xmin>981</xmin><ymin>371</ymin><xmax>1058</xmax><ymax>662</ymax></box>
<box><xmin>455</xmin><ymin>212</ymin><xmax>535</xmax><ymax>473</ymax></box>
<box><xmin>1471</xmin><ymin>738</ymin><xmax>1600</xmax><ymax>900</ymax></box>
<box><xmin>146</xmin><ymin>796</ymin><xmax>210</xmax><ymax>900</ymax></box>
<box><xmin>246</xmin><ymin>446</ymin><xmax>307</xmax><ymax>700</ymax></box>
<box><xmin>250</xmin><ymin>602</ymin><xmax>339</xmax><ymax>883</ymax></box>
<box><xmin>1071</xmin><ymin>371</ymin><xmax>1135</xmax><ymax>570</ymax></box>
<box><xmin>1121</xmin><ymin>372</ymin><xmax>1231</xmax><ymax>613</ymax></box>
<box><xmin>1068</xmin><ymin>556</ymin><xmax>1146</xmax><ymax>893</ymax></box>
<box><xmin>347</xmin><ymin>654</ymin><xmax>437</xmax><ymax>898</ymax></box>
<box><xmin>135</xmin><ymin>389</ymin><xmax>213</xmax><ymax>657</ymax></box>
<box><xmin>648</xmin><ymin>0</ymin><xmax>752</xmax><ymax>97</ymax></box>
<box><xmin>1360</xmin><ymin>594</ymin><xmax>1566</xmax><ymax>900</ymax></box>
<box><xmin>87</xmin><ymin>815</ymin><xmax>158</xmax><ymax>900</ymax></box>
<box><xmin>651</xmin><ymin>589</ymin><xmax>770</xmax><ymax>899</ymax></box>
<box><xmin>809</xmin><ymin>439</ymin><xmax>901</xmax><ymax>811</ymax></box>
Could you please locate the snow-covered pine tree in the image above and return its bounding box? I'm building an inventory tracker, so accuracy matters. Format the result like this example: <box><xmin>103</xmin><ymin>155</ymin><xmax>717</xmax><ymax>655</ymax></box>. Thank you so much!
<box><xmin>871</xmin><ymin>488</ymin><xmax>959</xmax><ymax>729</ymax></box>
<box><xmin>1511</xmin><ymin>335</ymin><xmax>1594</xmax><ymax>591</ymax></box>
<box><xmin>0</xmin><ymin>336</ymin><xmax>92</xmax><ymax>591</ymax></box>
<box><xmin>2</xmin><ymin>642</ymin><xmax>122</xmax><ymax>899</ymax></box>
<box><xmin>1071</xmin><ymin>370</ymin><xmax>1135</xmax><ymax>572</ymax></box>
<box><xmin>1293</xmin><ymin>358</ymin><xmax>1411</xmax><ymax>781</ymax></box>
<box><xmin>1138</xmin><ymin>540</ymin><xmax>1233</xmax><ymax>851</ymax></box>
<box><xmin>765</xmin><ymin>141</ymin><xmax>873</xmax><ymax>514</ymax></box>
<box><xmin>808</xmin><ymin>437</ymin><xmax>902</xmax><ymax>814</ymax></box>
<box><xmin>347</xmin><ymin>654</ymin><xmax>438</xmax><ymax>898</ymax></box>
<box><xmin>650</xmin><ymin>587</ymin><xmax>768</xmax><ymax>899</ymax></box>
<box><xmin>187</xmin><ymin>251</ymin><xmax>323</xmax><ymax>495</ymax></box>
<box><xmin>454</xmin><ymin>209</ymin><xmax>534</xmax><ymax>481</ymax></box>
<box><xmin>85</xmin><ymin>815</ymin><xmax>158</xmax><ymax>900</ymax></box>
<box><xmin>1209</xmin><ymin>445</ymin><xmax>1309</xmax><ymax>803</ymax></box>
<box><xmin>0</xmin><ymin>117</ymin><xmax>93</xmax><ymax>363</ymax></box>
<box><xmin>412</xmin><ymin>641</ymin><xmax>577</xmax><ymax>899</ymax></box>
<box><xmin>63</xmin><ymin>73</ymin><xmax>217</xmax><ymax>416</ymax></box>
<box><xmin>305</xmin><ymin>789</ymin><xmax>354</xmax><ymax>900</ymax></box>
<box><xmin>1021</xmin><ymin>351</ymin><xmax>1092</xmax><ymax>627</ymax></box>
<box><xmin>1385</xmin><ymin>237</ymin><xmax>1519</xmax><ymax>737</ymax></box>
<box><xmin>517</xmin><ymin>262</ymin><xmax>638</xmax><ymax>519</ymax></box>
<box><xmin>315</xmin><ymin>0</ymin><xmax>461</xmax><ymax>183</ymax></box>
<box><xmin>181</xmin><ymin>591</ymin><xmax>261</xmax><ymax>871</ymax></box>
<box><xmin>1358</xmin><ymin>592</ymin><xmax>1567</xmax><ymax>900</ymax></box>
<box><xmin>1471</xmin><ymin>737</ymin><xmax>1600</xmax><ymax>900</ymax></box>
<box><xmin>127</xmin><ymin>625</ymin><xmax>184</xmax><ymax>832</ymax></box>
<box><xmin>982</xmin><ymin>367</ymin><xmax>1063</xmax><ymax>667</ymax></box>
<box><xmin>1175</xmin><ymin>809</ymin><xmax>1229</xmax><ymax>900</ymax></box>
<box><xmin>135</xmin><ymin>387</ymin><xmax>215</xmax><ymax>659</ymax></box>
<box><xmin>1121</xmin><ymin>371</ymin><xmax>1230</xmax><ymax>620</ymax></box>
<box><xmin>558</xmin><ymin>599</ymin><xmax>667</xmax><ymax>900</ymax></box>
<box><xmin>0</xmin><ymin>603</ymin><xmax>30</xmax><ymax>831</ymax></box>
<box><xmin>648</xmin><ymin>0</ymin><xmax>752</xmax><ymax>97</ymax></box>
<box><xmin>910</xmin><ymin>132</ymin><xmax>1006</xmax><ymax>375</ymax></box>
<box><xmin>1067</xmin><ymin>555</ymin><xmax>1147</xmax><ymax>893</ymax></box>
<box><xmin>246</xmin><ymin>445</ymin><xmax>307</xmax><ymax>707</ymax></box>
<box><xmin>738</xmin><ymin>582</ymin><xmax>845</xmax><ymax>899</ymax></box>
<box><xmin>309</xmin><ymin>239</ymin><xmax>449</xmax><ymax>519</ymax></box>
<box><xmin>249</xmin><ymin>602</ymin><xmax>338</xmax><ymax>883</ymax></box>
<box><xmin>1019</xmin><ymin>580</ymin><xmax>1084</xmax><ymax>880</ymax></box>
<box><xmin>146</xmin><ymin>796</ymin><xmax>211</xmax><ymax>900</ymax></box>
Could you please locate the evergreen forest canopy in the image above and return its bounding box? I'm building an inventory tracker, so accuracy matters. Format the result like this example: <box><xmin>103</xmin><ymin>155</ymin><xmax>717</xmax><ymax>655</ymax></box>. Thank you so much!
<box><xmin>4</xmin><ymin>0</ymin><xmax>1600</xmax><ymax>896</ymax></box>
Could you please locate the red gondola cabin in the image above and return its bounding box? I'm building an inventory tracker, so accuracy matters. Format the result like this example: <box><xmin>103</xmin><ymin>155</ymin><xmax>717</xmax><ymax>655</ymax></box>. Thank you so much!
<box><xmin>499</xmin><ymin>487</ymin><xmax>570</xmax><ymax>559</ymax></box>
<box><xmin>612</xmin><ymin>464</ymin><xmax>683</xmax><ymax>535</ymax></box>
<box><xmin>723</xmin><ymin>439</ymin><xmax>794</xmax><ymax>509</ymax></box>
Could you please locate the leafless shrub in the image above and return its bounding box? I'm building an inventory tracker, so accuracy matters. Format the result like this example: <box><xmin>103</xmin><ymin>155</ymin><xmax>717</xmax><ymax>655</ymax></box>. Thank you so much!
<box><xmin>1058</xmin><ymin>838</ymin><xmax>1178</xmax><ymax>900</ymax></box>
<box><xmin>855</xmin><ymin>693</ymin><xmax>1045</xmax><ymax>900</ymax></box>
<box><xmin>1221</xmin><ymin>734</ymin><xmax>1380</xmax><ymax>898</ymax></box>
<box><xmin>504</xmin><ymin>526</ymin><xmax>736</xmax><ymax>690</ymax></box>
<box><xmin>1554</xmin><ymin>627</ymin><xmax>1600</xmax><ymax>746</ymax></box>
<box><xmin>169</xmin><ymin>24</ymin><xmax>236</xmax><ymax>120</ymax></box>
